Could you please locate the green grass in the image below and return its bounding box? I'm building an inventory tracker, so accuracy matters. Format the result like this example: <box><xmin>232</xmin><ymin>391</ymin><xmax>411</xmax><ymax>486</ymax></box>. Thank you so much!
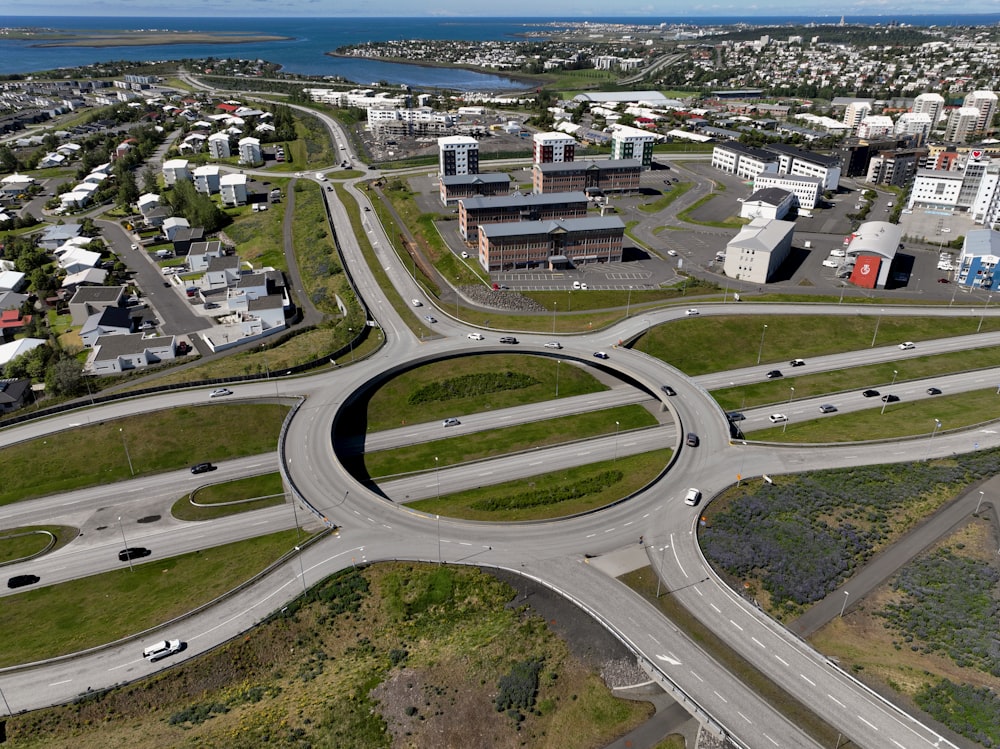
<box><xmin>676</xmin><ymin>192</ymin><xmax>746</xmax><ymax>228</ymax></box>
<box><xmin>745</xmin><ymin>386</ymin><xmax>1000</xmax><ymax>442</ymax></box>
<box><xmin>222</xmin><ymin>183</ymin><xmax>289</xmax><ymax>270</ymax></box>
<box><xmin>364</xmin><ymin>405</ymin><xmax>658</xmax><ymax>477</ymax></box>
<box><xmin>0</xmin><ymin>404</ymin><xmax>288</xmax><ymax>506</ymax></box>
<box><xmin>362</xmin><ymin>355</ymin><xmax>608</xmax><ymax>431</ymax></box>
<box><xmin>712</xmin><ymin>347</ymin><xmax>1000</xmax><ymax>410</ymax></box>
<box><xmin>0</xmin><ymin>529</ymin><xmax>305</xmax><ymax>667</ymax></box>
<box><xmin>638</xmin><ymin>180</ymin><xmax>693</xmax><ymax>213</ymax></box>
<box><xmin>172</xmin><ymin>472</ymin><xmax>287</xmax><ymax>521</ymax></box>
<box><xmin>635</xmin><ymin>314</ymin><xmax>1000</xmax><ymax>376</ymax></box>
<box><xmin>0</xmin><ymin>526</ymin><xmax>76</xmax><ymax>564</ymax></box>
<box><xmin>409</xmin><ymin>449</ymin><xmax>671</xmax><ymax>521</ymax></box>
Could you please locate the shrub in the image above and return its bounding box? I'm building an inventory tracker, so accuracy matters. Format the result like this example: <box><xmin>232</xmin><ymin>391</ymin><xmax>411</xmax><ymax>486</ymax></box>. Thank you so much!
<box><xmin>494</xmin><ymin>659</ymin><xmax>543</xmax><ymax>714</ymax></box>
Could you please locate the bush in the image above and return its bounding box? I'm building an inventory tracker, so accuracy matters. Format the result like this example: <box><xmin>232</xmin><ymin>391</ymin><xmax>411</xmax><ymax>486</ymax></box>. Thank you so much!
<box><xmin>494</xmin><ymin>659</ymin><xmax>543</xmax><ymax>714</ymax></box>
<box><xmin>408</xmin><ymin>371</ymin><xmax>540</xmax><ymax>405</ymax></box>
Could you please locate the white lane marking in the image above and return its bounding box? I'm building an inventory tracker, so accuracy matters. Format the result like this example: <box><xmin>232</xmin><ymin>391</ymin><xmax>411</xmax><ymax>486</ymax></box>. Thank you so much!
<box><xmin>858</xmin><ymin>715</ymin><xmax>878</xmax><ymax>731</ymax></box>
<box><xmin>603</xmin><ymin>528</ymin><xmax>615</xmax><ymax>533</ymax></box>
<box><xmin>49</xmin><ymin>679</ymin><xmax>72</xmax><ymax>686</ymax></box>
<box><xmin>459</xmin><ymin>542</ymin><xmax>471</xmax><ymax>546</ymax></box>
<box><xmin>729</xmin><ymin>619</ymin><xmax>743</xmax><ymax>631</ymax></box>
<box><xmin>585</xmin><ymin>533</ymin><xmax>596</xmax><ymax>538</ymax></box>
<box><xmin>801</xmin><ymin>674</ymin><xmax>815</xmax><ymax>687</ymax></box>
<box><xmin>656</xmin><ymin>653</ymin><xmax>681</xmax><ymax>666</ymax></box>
<box><xmin>689</xmin><ymin>670</ymin><xmax>704</xmax><ymax>682</ymax></box>
<box><xmin>713</xmin><ymin>690</ymin><xmax>727</xmax><ymax>703</ymax></box>
<box><xmin>751</xmin><ymin>637</ymin><xmax>766</xmax><ymax>648</ymax></box>
<box><xmin>763</xmin><ymin>734</ymin><xmax>779</xmax><ymax>746</ymax></box>
<box><xmin>477</xmin><ymin>471</ymin><xmax>494</xmax><ymax>476</ymax></box>
<box><xmin>642</xmin><ymin>513</ymin><xmax>650</xmax><ymax>519</ymax></box>
<box><xmin>670</xmin><ymin>533</ymin><xmax>688</xmax><ymax>577</ymax></box>
<box><xmin>775</xmin><ymin>655</ymin><xmax>789</xmax><ymax>666</ymax></box>
<box><xmin>828</xmin><ymin>694</ymin><xmax>845</xmax><ymax>708</ymax></box>
<box><xmin>648</xmin><ymin>634</ymin><xmax>660</xmax><ymax>645</ymax></box>
<box><xmin>738</xmin><ymin>711</ymin><xmax>752</xmax><ymax>724</ymax></box>
<box><xmin>623</xmin><ymin>521</ymin><xmax>633</xmax><ymax>526</ymax></box>
<box><xmin>890</xmin><ymin>740</ymin><xmax>906</xmax><ymax>749</ymax></box>
<box><xmin>709</xmin><ymin>603</ymin><xmax>721</xmax><ymax>613</ymax></box>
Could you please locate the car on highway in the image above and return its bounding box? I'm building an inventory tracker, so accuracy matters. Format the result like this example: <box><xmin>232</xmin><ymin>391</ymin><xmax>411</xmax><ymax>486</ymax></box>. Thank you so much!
<box><xmin>499</xmin><ymin>336</ymin><xmax>518</xmax><ymax>344</ymax></box>
<box><xmin>424</xmin><ymin>315</ymin><xmax>437</xmax><ymax>324</ymax></box>
<box><xmin>592</xmin><ymin>351</ymin><xmax>609</xmax><ymax>360</ymax></box>
<box><xmin>363</xmin><ymin>206</ymin><xmax>370</xmax><ymax>211</ymax></box>
<box><xmin>881</xmin><ymin>394</ymin><xmax>900</xmax><ymax>403</ymax></box>
<box><xmin>210</xmin><ymin>388</ymin><xmax>233</xmax><ymax>398</ymax></box>
<box><xmin>143</xmin><ymin>639</ymin><xmax>184</xmax><ymax>662</ymax></box>
<box><xmin>685</xmin><ymin>308</ymin><xmax>699</xmax><ymax>316</ymax></box>
<box><xmin>766</xmin><ymin>370</ymin><xmax>783</xmax><ymax>379</ymax></box>
<box><xmin>819</xmin><ymin>404</ymin><xmax>838</xmax><ymax>413</ymax></box>
<box><xmin>789</xmin><ymin>358</ymin><xmax>806</xmax><ymax>367</ymax></box>
<box><xmin>410</xmin><ymin>299</ymin><xmax>422</xmax><ymax>307</ymax></box>
<box><xmin>667</xmin><ymin>250</ymin><xmax>678</xmax><ymax>256</ymax></box>
<box><xmin>898</xmin><ymin>341</ymin><xmax>916</xmax><ymax>350</ymax></box>
<box><xmin>467</xmin><ymin>332</ymin><xmax>484</xmax><ymax>340</ymax></box>
<box><xmin>442</xmin><ymin>417</ymin><xmax>460</xmax><ymax>427</ymax></box>
<box><xmin>861</xmin><ymin>389</ymin><xmax>880</xmax><ymax>398</ymax></box>
<box><xmin>7</xmin><ymin>574</ymin><xmax>39</xmax><ymax>589</ymax></box>
<box><xmin>726</xmin><ymin>411</ymin><xmax>745</xmax><ymax>421</ymax></box>
<box><xmin>684</xmin><ymin>488</ymin><xmax>702</xmax><ymax>506</ymax></box>
<box><xmin>661</xmin><ymin>385</ymin><xmax>677</xmax><ymax>397</ymax></box>
<box><xmin>685</xmin><ymin>432</ymin><xmax>700</xmax><ymax>447</ymax></box>
<box><xmin>768</xmin><ymin>413</ymin><xmax>788</xmax><ymax>423</ymax></box>
<box><xmin>190</xmin><ymin>462</ymin><xmax>216</xmax><ymax>474</ymax></box>
<box><xmin>926</xmin><ymin>387</ymin><xmax>942</xmax><ymax>395</ymax></box>
<box><xmin>543</xmin><ymin>341</ymin><xmax>562</xmax><ymax>349</ymax></box>
<box><xmin>118</xmin><ymin>547</ymin><xmax>151</xmax><ymax>561</ymax></box>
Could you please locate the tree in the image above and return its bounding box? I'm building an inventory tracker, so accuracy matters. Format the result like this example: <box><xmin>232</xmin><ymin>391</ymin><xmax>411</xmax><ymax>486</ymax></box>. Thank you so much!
<box><xmin>139</xmin><ymin>165</ymin><xmax>158</xmax><ymax>193</ymax></box>
<box><xmin>47</xmin><ymin>356</ymin><xmax>83</xmax><ymax>396</ymax></box>
<box><xmin>116</xmin><ymin>170</ymin><xmax>139</xmax><ymax>208</ymax></box>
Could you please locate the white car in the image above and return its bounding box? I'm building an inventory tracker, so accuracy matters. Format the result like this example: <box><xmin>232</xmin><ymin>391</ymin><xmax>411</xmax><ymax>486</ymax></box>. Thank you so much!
<box><xmin>210</xmin><ymin>388</ymin><xmax>233</xmax><ymax>398</ymax></box>
<box><xmin>410</xmin><ymin>299</ymin><xmax>422</xmax><ymax>307</ymax></box>
<box><xmin>684</xmin><ymin>488</ymin><xmax>702</xmax><ymax>506</ymax></box>
<box><xmin>768</xmin><ymin>413</ymin><xmax>788</xmax><ymax>423</ymax></box>
<box><xmin>822</xmin><ymin>259</ymin><xmax>839</xmax><ymax>268</ymax></box>
<box><xmin>460</xmin><ymin>251</ymin><xmax>470</xmax><ymax>259</ymax></box>
<box><xmin>467</xmin><ymin>332</ymin><xmax>484</xmax><ymax>340</ymax></box>
<box><xmin>830</xmin><ymin>249</ymin><xmax>846</xmax><ymax>257</ymax></box>
<box><xmin>130</xmin><ymin>243</ymin><xmax>138</xmax><ymax>250</ymax></box>
<box><xmin>685</xmin><ymin>308</ymin><xmax>699</xmax><ymax>316</ymax></box>
<box><xmin>898</xmin><ymin>341</ymin><xmax>915</xmax><ymax>350</ymax></box>
<box><xmin>143</xmin><ymin>639</ymin><xmax>183</xmax><ymax>662</ymax></box>
<box><xmin>442</xmin><ymin>417</ymin><xmax>460</xmax><ymax>427</ymax></box>
<box><xmin>666</xmin><ymin>249</ymin><xmax>678</xmax><ymax>257</ymax></box>
<box><xmin>543</xmin><ymin>341</ymin><xmax>562</xmax><ymax>349</ymax></box>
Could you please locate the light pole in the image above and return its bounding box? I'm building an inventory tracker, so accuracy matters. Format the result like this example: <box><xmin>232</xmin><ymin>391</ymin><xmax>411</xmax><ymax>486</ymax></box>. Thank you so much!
<box><xmin>348</xmin><ymin>327</ymin><xmax>354</xmax><ymax>361</ymax></box>
<box><xmin>435</xmin><ymin>456</ymin><xmax>440</xmax><ymax>500</ymax></box>
<box><xmin>119</xmin><ymin>428</ymin><xmax>134</xmax><ymax>477</ymax></box>
<box><xmin>783</xmin><ymin>387</ymin><xmax>793</xmax><ymax>433</ymax></box>
<box><xmin>261</xmin><ymin>343</ymin><xmax>269</xmax><ymax>379</ymax></box>
<box><xmin>756</xmin><ymin>324</ymin><xmax>768</xmax><ymax>365</ymax></box>
<box><xmin>614</xmin><ymin>421</ymin><xmax>620</xmax><ymax>462</ymax></box>
<box><xmin>839</xmin><ymin>282</ymin><xmax>846</xmax><ymax>305</ymax></box>
<box><xmin>293</xmin><ymin>545</ymin><xmax>307</xmax><ymax>596</ymax></box>
<box><xmin>840</xmin><ymin>590</ymin><xmax>849</xmax><ymax>618</ymax></box>
<box><xmin>567</xmin><ymin>290</ymin><xmax>572</xmax><ymax>313</ymax></box>
<box><xmin>555</xmin><ymin>359</ymin><xmax>561</xmax><ymax>398</ymax></box>
<box><xmin>880</xmin><ymin>370</ymin><xmax>897</xmax><ymax>415</ymax></box>
<box><xmin>0</xmin><ymin>686</ymin><xmax>11</xmax><ymax>718</ymax></box>
<box><xmin>978</xmin><ymin>293</ymin><xmax>993</xmax><ymax>333</ymax></box>
<box><xmin>871</xmin><ymin>308</ymin><xmax>884</xmax><ymax>348</ymax></box>
<box><xmin>976</xmin><ymin>490</ymin><xmax>986</xmax><ymax>514</ymax></box>
<box><xmin>625</xmin><ymin>286</ymin><xmax>633</xmax><ymax>318</ymax></box>
<box><xmin>552</xmin><ymin>301</ymin><xmax>557</xmax><ymax>334</ymax></box>
<box><xmin>117</xmin><ymin>515</ymin><xmax>134</xmax><ymax>572</ymax></box>
<box><xmin>436</xmin><ymin>514</ymin><xmax>441</xmax><ymax>565</ymax></box>
<box><xmin>926</xmin><ymin>418</ymin><xmax>942</xmax><ymax>460</ymax></box>
<box><xmin>950</xmin><ymin>280</ymin><xmax>959</xmax><ymax>306</ymax></box>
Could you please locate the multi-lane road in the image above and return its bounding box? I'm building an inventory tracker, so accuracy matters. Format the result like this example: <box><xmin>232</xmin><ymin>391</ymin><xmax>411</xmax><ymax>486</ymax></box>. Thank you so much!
<box><xmin>2</xmin><ymin>105</ymin><xmax>997</xmax><ymax>748</ymax></box>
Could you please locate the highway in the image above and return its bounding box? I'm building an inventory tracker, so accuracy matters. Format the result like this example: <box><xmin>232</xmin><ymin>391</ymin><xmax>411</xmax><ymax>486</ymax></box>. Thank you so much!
<box><xmin>3</xmin><ymin>92</ymin><xmax>998</xmax><ymax>748</ymax></box>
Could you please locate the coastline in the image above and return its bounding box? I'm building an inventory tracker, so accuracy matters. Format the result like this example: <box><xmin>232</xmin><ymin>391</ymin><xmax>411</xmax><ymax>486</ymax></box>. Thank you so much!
<box><xmin>29</xmin><ymin>33</ymin><xmax>291</xmax><ymax>49</ymax></box>
<box><xmin>324</xmin><ymin>50</ymin><xmax>546</xmax><ymax>91</ymax></box>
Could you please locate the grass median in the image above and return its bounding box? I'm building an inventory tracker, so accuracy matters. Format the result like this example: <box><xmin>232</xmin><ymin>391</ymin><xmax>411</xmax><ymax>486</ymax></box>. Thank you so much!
<box><xmin>0</xmin><ymin>529</ymin><xmax>304</xmax><ymax>667</ymax></box>
<box><xmin>409</xmin><ymin>449</ymin><xmax>672</xmax><ymax>521</ymax></box>
<box><xmin>0</xmin><ymin>526</ymin><xmax>76</xmax><ymax>564</ymax></box>
<box><xmin>0</xmin><ymin>404</ymin><xmax>288</xmax><ymax>506</ymax></box>
<box><xmin>172</xmin><ymin>472</ymin><xmax>287</xmax><ymax>521</ymax></box>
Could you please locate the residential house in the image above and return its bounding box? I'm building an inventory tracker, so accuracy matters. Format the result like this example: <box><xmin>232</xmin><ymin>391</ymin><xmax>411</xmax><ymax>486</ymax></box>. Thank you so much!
<box><xmin>0</xmin><ymin>270</ymin><xmax>26</xmax><ymax>292</ymax></box>
<box><xmin>162</xmin><ymin>158</ymin><xmax>191</xmax><ymax>186</ymax></box>
<box><xmin>88</xmin><ymin>333</ymin><xmax>176</xmax><ymax>374</ymax></box>
<box><xmin>208</xmin><ymin>131</ymin><xmax>231</xmax><ymax>159</ymax></box>
<box><xmin>162</xmin><ymin>216</ymin><xmax>191</xmax><ymax>242</ymax></box>
<box><xmin>57</xmin><ymin>246</ymin><xmax>101</xmax><ymax>275</ymax></box>
<box><xmin>219</xmin><ymin>173</ymin><xmax>248</xmax><ymax>206</ymax></box>
<box><xmin>0</xmin><ymin>309</ymin><xmax>31</xmax><ymax>342</ymax></box>
<box><xmin>0</xmin><ymin>338</ymin><xmax>47</xmax><ymax>369</ymax></box>
<box><xmin>69</xmin><ymin>285</ymin><xmax>126</xmax><ymax>326</ymax></box>
<box><xmin>80</xmin><ymin>306</ymin><xmax>134</xmax><ymax>347</ymax></box>
<box><xmin>0</xmin><ymin>378</ymin><xmax>33</xmax><ymax>413</ymax></box>
<box><xmin>193</xmin><ymin>165</ymin><xmax>221</xmax><ymax>195</ymax></box>
<box><xmin>172</xmin><ymin>226</ymin><xmax>206</xmax><ymax>256</ymax></box>
<box><xmin>61</xmin><ymin>267</ymin><xmax>108</xmax><ymax>290</ymax></box>
<box><xmin>187</xmin><ymin>240</ymin><xmax>225</xmax><ymax>272</ymax></box>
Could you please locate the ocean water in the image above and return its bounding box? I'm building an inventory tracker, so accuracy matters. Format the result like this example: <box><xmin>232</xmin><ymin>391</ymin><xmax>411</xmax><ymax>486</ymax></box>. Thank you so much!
<box><xmin>2</xmin><ymin>15</ymin><xmax>999</xmax><ymax>89</ymax></box>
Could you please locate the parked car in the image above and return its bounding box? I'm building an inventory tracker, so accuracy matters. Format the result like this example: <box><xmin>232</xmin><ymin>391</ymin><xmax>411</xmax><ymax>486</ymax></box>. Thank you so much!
<box><xmin>881</xmin><ymin>394</ymin><xmax>900</xmax><ymax>403</ymax></box>
<box><xmin>7</xmin><ymin>574</ymin><xmax>39</xmax><ymax>589</ymax></box>
<box><xmin>190</xmin><ymin>462</ymin><xmax>215</xmax><ymax>474</ymax></box>
<box><xmin>592</xmin><ymin>351</ymin><xmax>609</xmax><ymax>360</ymax></box>
<box><xmin>937</xmin><ymin>277</ymin><xmax>950</xmax><ymax>283</ymax></box>
<box><xmin>460</xmin><ymin>251</ymin><xmax>470</xmax><ymax>259</ymax></box>
<box><xmin>819</xmin><ymin>404</ymin><xmax>838</xmax><ymax>414</ymax></box>
<box><xmin>684</xmin><ymin>488</ymin><xmax>702</xmax><ymax>506</ymax></box>
<box><xmin>789</xmin><ymin>358</ymin><xmax>806</xmax><ymax>367</ymax></box>
<box><xmin>118</xmin><ymin>547</ymin><xmax>151</xmax><ymax>561</ymax></box>
<box><xmin>143</xmin><ymin>639</ymin><xmax>184</xmax><ymax>662</ymax></box>
<box><xmin>768</xmin><ymin>413</ymin><xmax>788</xmax><ymax>423</ymax></box>
<box><xmin>140</xmin><ymin>320</ymin><xmax>156</xmax><ymax>331</ymax></box>
<box><xmin>467</xmin><ymin>332</ymin><xmax>484</xmax><ymax>340</ymax></box>
<box><xmin>210</xmin><ymin>388</ymin><xmax>232</xmax><ymax>398</ymax></box>
<box><xmin>685</xmin><ymin>308</ymin><xmax>699</xmax><ymax>316</ymax></box>
<box><xmin>862</xmin><ymin>389</ymin><xmax>880</xmax><ymax>398</ymax></box>
<box><xmin>926</xmin><ymin>387</ymin><xmax>942</xmax><ymax>395</ymax></box>
<box><xmin>898</xmin><ymin>341</ymin><xmax>916</xmax><ymax>350</ymax></box>
<box><xmin>442</xmin><ymin>417</ymin><xmax>460</xmax><ymax>427</ymax></box>
<box><xmin>543</xmin><ymin>341</ymin><xmax>562</xmax><ymax>349</ymax></box>
<box><xmin>661</xmin><ymin>385</ymin><xmax>677</xmax><ymax>397</ymax></box>
<box><xmin>499</xmin><ymin>336</ymin><xmax>518</xmax><ymax>344</ymax></box>
<box><xmin>766</xmin><ymin>370</ymin><xmax>783</xmax><ymax>379</ymax></box>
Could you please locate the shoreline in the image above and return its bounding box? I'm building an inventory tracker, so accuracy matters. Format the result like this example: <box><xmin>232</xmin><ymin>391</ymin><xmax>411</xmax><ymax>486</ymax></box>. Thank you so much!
<box><xmin>28</xmin><ymin>33</ymin><xmax>291</xmax><ymax>49</ymax></box>
<box><xmin>324</xmin><ymin>50</ymin><xmax>547</xmax><ymax>91</ymax></box>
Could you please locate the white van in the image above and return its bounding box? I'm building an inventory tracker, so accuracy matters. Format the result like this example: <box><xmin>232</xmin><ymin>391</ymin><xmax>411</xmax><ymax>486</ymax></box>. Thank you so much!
<box><xmin>143</xmin><ymin>639</ymin><xmax>183</xmax><ymax>662</ymax></box>
<box><xmin>684</xmin><ymin>488</ymin><xmax>701</xmax><ymax>506</ymax></box>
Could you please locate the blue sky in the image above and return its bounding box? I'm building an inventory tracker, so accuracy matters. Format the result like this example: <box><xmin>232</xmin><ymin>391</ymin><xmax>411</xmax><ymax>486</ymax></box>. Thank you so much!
<box><xmin>6</xmin><ymin>0</ymin><xmax>999</xmax><ymax>17</ymax></box>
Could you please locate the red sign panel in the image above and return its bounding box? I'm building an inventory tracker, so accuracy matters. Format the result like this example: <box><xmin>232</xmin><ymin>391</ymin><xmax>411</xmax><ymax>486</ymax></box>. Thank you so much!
<box><xmin>849</xmin><ymin>255</ymin><xmax>882</xmax><ymax>289</ymax></box>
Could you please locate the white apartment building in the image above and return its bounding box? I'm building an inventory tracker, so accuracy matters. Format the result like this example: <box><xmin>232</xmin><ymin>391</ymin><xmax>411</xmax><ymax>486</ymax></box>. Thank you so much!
<box><xmin>610</xmin><ymin>127</ymin><xmax>656</xmax><ymax>168</ymax></box>
<box><xmin>722</xmin><ymin>218</ymin><xmax>796</xmax><ymax>284</ymax></box>
<box><xmin>219</xmin><ymin>173</ymin><xmax>248</xmax><ymax>207</ymax></box>
<box><xmin>193</xmin><ymin>164</ymin><xmax>220</xmax><ymax>195</ymax></box>
<box><xmin>753</xmin><ymin>171</ymin><xmax>822</xmax><ymax>210</ymax></box>
<box><xmin>912</xmin><ymin>93</ymin><xmax>945</xmax><ymax>126</ymax></box>
<box><xmin>844</xmin><ymin>101</ymin><xmax>872</xmax><ymax>132</ymax></box>
<box><xmin>438</xmin><ymin>135</ymin><xmax>479</xmax><ymax>176</ymax></box>
<box><xmin>711</xmin><ymin>143</ymin><xmax>777</xmax><ymax>181</ymax></box>
<box><xmin>208</xmin><ymin>132</ymin><xmax>231</xmax><ymax>159</ymax></box>
<box><xmin>944</xmin><ymin>107</ymin><xmax>982</xmax><ymax>143</ymax></box>
<box><xmin>765</xmin><ymin>144</ymin><xmax>841</xmax><ymax>191</ymax></box>
<box><xmin>963</xmin><ymin>90</ymin><xmax>998</xmax><ymax>134</ymax></box>
<box><xmin>161</xmin><ymin>158</ymin><xmax>191</xmax><ymax>186</ymax></box>
<box><xmin>533</xmin><ymin>132</ymin><xmax>577</xmax><ymax>164</ymax></box>
<box><xmin>895</xmin><ymin>112</ymin><xmax>933</xmax><ymax>143</ymax></box>
<box><xmin>367</xmin><ymin>106</ymin><xmax>454</xmax><ymax>136</ymax></box>
<box><xmin>857</xmin><ymin>115</ymin><xmax>894</xmax><ymax>140</ymax></box>
<box><xmin>238</xmin><ymin>137</ymin><xmax>262</xmax><ymax>167</ymax></box>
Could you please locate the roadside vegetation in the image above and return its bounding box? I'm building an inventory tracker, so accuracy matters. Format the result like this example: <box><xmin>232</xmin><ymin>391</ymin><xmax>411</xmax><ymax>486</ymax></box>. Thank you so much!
<box><xmin>6</xmin><ymin>564</ymin><xmax>650</xmax><ymax>749</ymax></box>
<box><xmin>172</xmin><ymin>472</ymin><xmax>287</xmax><ymax>521</ymax></box>
<box><xmin>0</xmin><ymin>526</ymin><xmax>76</xmax><ymax>564</ymax></box>
<box><xmin>0</xmin><ymin>404</ymin><xmax>288</xmax><ymax>505</ymax></box>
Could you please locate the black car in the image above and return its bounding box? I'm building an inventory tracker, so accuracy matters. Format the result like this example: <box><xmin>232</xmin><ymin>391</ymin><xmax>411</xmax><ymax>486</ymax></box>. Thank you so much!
<box><xmin>7</xmin><ymin>574</ymin><xmax>39</xmax><ymax>589</ymax></box>
<box><xmin>661</xmin><ymin>385</ymin><xmax>677</xmax><ymax>396</ymax></box>
<box><xmin>862</xmin><ymin>389</ymin><xmax>880</xmax><ymax>398</ymax></box>
<box><xmin>498</xmin><ymin>336</ymin><xmax>518</xmax><ymax>344</ymax></box>
<box><xmin>881</xmin><ymin>394</ymin><xmax>900</xmax><ymax>403</ymax></box>
<box><xmin>118</xmin><ymin>547</ymin><xmax>151</xmax><ymax>561</ymax></box>
<box><xmin>789</xmin><ymin>358</ymin><xmax>806</xmax><ymax>367</ymax></box>
<box><xmin>190</xmin><ymin>462</ymin><xmax>216</xmax><ymax>474</ymax></box>
<box><xmin>926</xmin><ymin>387</ymin><xmax>942</xmax><ymax>395</ymax></box>
<box><xmin>726</xmin><ymin>411</ymin><xmax>745</xmax><ymax>421</ymax></box>
<box><xmin>766</xmin><ymin>370</ymin><xmax>783</xmax><ymax>379</ymax></box>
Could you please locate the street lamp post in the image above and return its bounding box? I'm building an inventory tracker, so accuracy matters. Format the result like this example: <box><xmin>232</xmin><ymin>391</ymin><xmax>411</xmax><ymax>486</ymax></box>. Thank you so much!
<box><xmin>117</xmin><ymin>515</ymin><xmax>134</xmax><ymax>572</ymax></box>
<box><xmin>435</xmin><ymin>456</ymin><xmax>440</xmax><ymax>500</ymax></box>
<box><xmin>614</xmin><ymin>421</ymin><xmax>620</xmax><ymax>462</ymax></box>
<box><xmin>840</xmin><ymin>590</ymin><xmax>850</xmax><ymax>617</ymax></box>
<box><xmin>881</xmin><ymin>370</ymin><xmax>898</xmax><ymax>415</ymax></box>
<box><xmin>756</xmin><ymin>324</ymin><xmax>768</xmax><ymax>365</ymax></box>
<box><xmin>552</xmin><ymin>302</ymin><xmax>557</xmax><ymax>334</ymax></box>
<box><xmin>555</xmin><ymin>359</ymin><xmax>561</xmax><ymax>398</ymax></box>
<box><xmin>625</xmin><ymin>286</ymin><xmax>633</xmax><ymax>319</ymax></box>
<box><xmin>783</xmin><ymin>387</ymin><xmax>793</xmax><ymax>433</ymax></box>
<box><xmin>978</xmin><ymin>294</ymin><xmax>993</xmax><ymax>333</ymax></box>
<box><xmin>436</xmin><ymin>514</ymin><xmax>441</xmax><ymax>565</ymax></box>
<box><xmin>976</xmin><ymin>490</ymin><xmax>986</xmax><ymax>514</ymax></box>
<box><xmin>871</xmin><ymin>309</ymin><xmax>884</xmax><ymax>347</ymax></box>
<box><xmin>119</xmin><ymin>428</ymin><xmax>134</xmax><ymax>477</ymax></box>
<box><xmin>0</xmin><ymin>686</ymin><xmax>11</xmax><ymax>718</ymax></box>
<box><xmin>926</xmin><ymin>418</ymin><xmax>942</xmax><ymax>460</ymax></box>
<box><xmin>261</xmin><ymin>343</ymin><xmax>270</xmax><ymax>380</ymax></box>
<box><xmin>567</xmin><ymin>290</ymin><xmax>572</xmax><ymax>313</ymax></box>
<box><xmin>348</xmin><ymin>327</ymin><xmax>354</xmax><ymax>362</ymax></box>
<box><xmin>294</xmin><ymin>545</ymin><xmax>307</xmax><ymax>596</ymax></box>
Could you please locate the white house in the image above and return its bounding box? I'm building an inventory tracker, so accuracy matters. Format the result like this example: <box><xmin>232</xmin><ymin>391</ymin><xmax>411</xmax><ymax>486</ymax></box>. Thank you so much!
<box><xmin>88</xmin><ymin>333</ymin><xmax>176</xmax><ymax>374</ymax></box>
<box><xmin>739</xmin><ymin>188</ymin><xmax>795</xmax><ymax>221</ymax></box>
<box><xmin>137</xmin><ymin>192</ymin><xmax>161</xmax><ymax>217</ymax></box>
<box><xmin>58</xmin><ymin>247</ymin><xmax>101</xmax><ymax>275</ymax></box>
<box><xmin>162</xmin><ymin>216</ymin><xmax>191</xmax><ymax>242</ymax></box>
<box><xmin>162</xmin><ymin>158</ymin><xmax>191</xmax><ymax>186</ymax></box>
<box><xmin>219</xmin><ymin>173</ymin><xmax>248</xmax><ymax>206</ymax></box>
<box><xmin>0</xmin><ymin>338</ymin><xmax>47</xmax><ymax>368</ymax></box>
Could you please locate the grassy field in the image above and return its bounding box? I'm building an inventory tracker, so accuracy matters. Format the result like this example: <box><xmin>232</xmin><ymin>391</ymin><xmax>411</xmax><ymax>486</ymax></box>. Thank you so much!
<box><xmin>221</xmin><ymin>180</ymin><xmax>290</xmax><ymax>270</ymax></box>
<box><xmin>361</xmin><ymin>355</ymin><xmax>609</xmax><ymax>432</ymax></box>
<box><xmin>0</xmin><ymin>526</ymin><xmax>77</xmax><ymax>564</ymax></box>
<box><xmin>409</xmin><ymin>450</ymin><xmax>672</xmax><ymax>521</ymax></box>
<box><xmin>172</xmin><ymin>472</ymin><xmax>287</xmax><ymax>521</ymax></box>
<box><xmin>0</xmin><ymin>529</ymin><xmax>303</xmax><ymax>667</ymax></box>
<box><xmin>364</xmin><ymin>405</ymin><xmax>659</xmax><ymax>477</ymax></box>
<box><xmin>744</xmin><ymin>386</ymin><xmax>1000</xmax><ymax>442</ymax></box>
<box><xmin>0</xmin><ymin>404</ymin><xmax>288</xmax><ymax>506</ymax></box>
<box><xmin>7</xmin><ymin>564</ymin><xmax>651</xmax><ymax>749</ymax></box>
<box><xmin>635</xmin><ymin>314</ymin><xmax>1000</xmax><ymax>376</ymax></box>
